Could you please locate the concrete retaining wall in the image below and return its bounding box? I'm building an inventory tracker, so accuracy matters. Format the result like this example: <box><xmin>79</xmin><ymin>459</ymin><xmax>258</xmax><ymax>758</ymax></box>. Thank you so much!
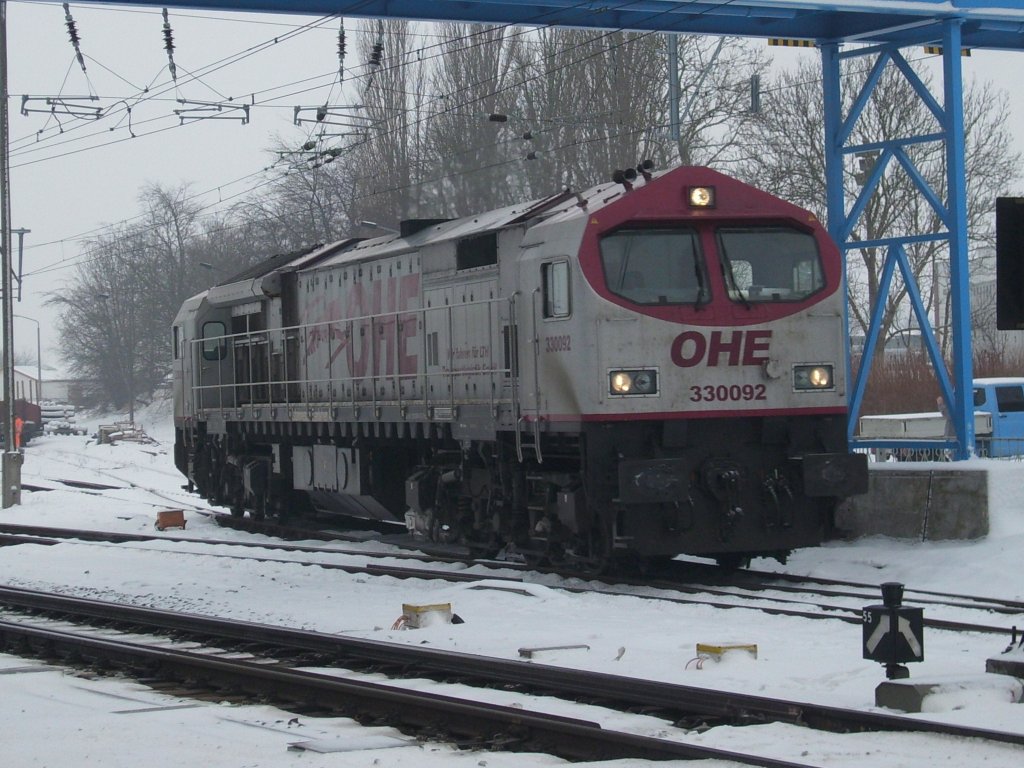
<box><xmin>834</xmin><ymin>466</ymin><xmax>988</xmax><ymax>541</ymax></box>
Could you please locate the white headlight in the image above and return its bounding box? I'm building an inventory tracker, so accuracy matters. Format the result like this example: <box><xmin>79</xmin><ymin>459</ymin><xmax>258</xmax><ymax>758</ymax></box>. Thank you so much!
<box><xmin>794</xmin><ymin>364</ymin><xmax>834</xmax><ymax>391</ymax></box>
<box><xmin>611</xmin><ymin>372</ymin><xmax>633</xmax><ymax>394</ymax></box>
<box><xmin>687</xmin><ymin>186</ymin><xmax>716</xmax><ymax>208</ymax></box>
<box><xmin>609</xmin><ymin>369</ymin><xmax>658</xmax><ymax>396</ymax></box>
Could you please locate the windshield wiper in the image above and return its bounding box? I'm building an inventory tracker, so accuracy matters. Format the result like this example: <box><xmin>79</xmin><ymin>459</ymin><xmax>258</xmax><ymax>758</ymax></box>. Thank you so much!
<box><xmin>721</xmin><ymin>257</ymin><xmax>751</xmax><ymax>309</ymax></box>
<box><xmin>693</xmin><ymin>260</ymin><xmax>709</xmax><ymax>310</ymax></box>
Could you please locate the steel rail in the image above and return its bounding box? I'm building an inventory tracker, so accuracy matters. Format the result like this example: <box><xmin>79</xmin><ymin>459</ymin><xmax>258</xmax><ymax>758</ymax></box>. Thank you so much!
<box><xmin>14</xmin><ymin>510</ymin><xmax>1024</xmax><ymax>618</ymax></box>
<box><xmin>0</xmin><ymin>614</ymin><xmax>814</xmax><ymax>768</ymax></box>
<box><xmin>0</xmin><ymin>524</ymin><xmax>1017</xmax><ymax>635</ymax></box>
<box><xmin>1</xmin><ymin>585</ymin><xmax>1022</xmax><ymax>749</ymax></box>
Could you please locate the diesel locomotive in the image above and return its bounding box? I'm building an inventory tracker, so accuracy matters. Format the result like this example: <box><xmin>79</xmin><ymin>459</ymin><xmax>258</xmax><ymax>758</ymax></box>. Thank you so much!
<box><xmin>173</xmin><ymin>164</ymin><xmax>866</xmax><ymax>569</ymax></box>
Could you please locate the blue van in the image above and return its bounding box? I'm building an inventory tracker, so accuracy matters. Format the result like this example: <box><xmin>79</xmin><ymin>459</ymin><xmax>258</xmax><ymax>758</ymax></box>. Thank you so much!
<box><xmin>972</xmin><ymin>378</ymin><xmax>1024</xmax><ymax>458</ymax></box>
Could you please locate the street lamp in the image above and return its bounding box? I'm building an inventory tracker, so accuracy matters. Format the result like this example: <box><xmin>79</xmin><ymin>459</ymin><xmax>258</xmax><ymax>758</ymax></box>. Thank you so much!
<box><xmin>12</xmin><ymin>314</ymin><xmax>40</xmax><ymax>404</ymax></box>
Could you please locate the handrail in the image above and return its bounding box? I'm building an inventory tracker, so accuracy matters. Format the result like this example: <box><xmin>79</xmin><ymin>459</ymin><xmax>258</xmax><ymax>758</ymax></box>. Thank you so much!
<box><xmin>529</xmin><ymin>287</ymin><xmax>543</xmax><ymax>465</ymax></box>
<box><xmin>188</xmin><ymin>295</ymin><xmax>519</xmax><ymax>425</ymax></box>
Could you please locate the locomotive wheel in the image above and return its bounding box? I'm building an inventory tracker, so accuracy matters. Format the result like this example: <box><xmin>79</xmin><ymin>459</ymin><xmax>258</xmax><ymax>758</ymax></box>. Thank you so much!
<box><xmin>635</xmin><ymin>556</ymin><xmax>674</xmax><ymax>578</ymax></box>
<box><xmin>714</xmin><ymin>553</ymin><xmax>751</xmax><ymax>570</ymax></box>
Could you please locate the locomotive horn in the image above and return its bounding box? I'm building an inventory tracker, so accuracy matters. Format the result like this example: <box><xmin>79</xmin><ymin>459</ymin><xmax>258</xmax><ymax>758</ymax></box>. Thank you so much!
<box><xmin>637</xmin><ymin>159</ymin><xmax>654</xmax><ymax>181</ymax></box>
<box><xmin>612</xmin><ymin>168</ymin><xmax>637</xmax><ymax>191</ymax></box>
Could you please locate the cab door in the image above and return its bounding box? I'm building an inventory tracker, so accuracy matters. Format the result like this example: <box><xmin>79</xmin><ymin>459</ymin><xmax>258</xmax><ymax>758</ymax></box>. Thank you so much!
<box><xmin>991</xmin><ymin>383</ymin><xmax>1024</xmax><ymax>456</ymax></box>
<box><xmin>196</xmin><ymin>314</ymin><xmax>235</xmax><ymax>409</ymax></box>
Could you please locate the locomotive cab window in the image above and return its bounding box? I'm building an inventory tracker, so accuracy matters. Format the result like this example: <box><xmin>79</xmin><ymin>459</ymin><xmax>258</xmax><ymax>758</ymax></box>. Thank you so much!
<box><xmin>542</xmin><ymin>260</ymin><xmax>571</xmax><ymax>318</ymax></box>
<box><xmin>201</xmin><ymin>321</ymin><xmax>228</xmax><ymax>361</ymax></box>
<box><xmin>717</xmin><ymin>226</ymin><xmax>824</xmax><ymax>303</ymax></box>
<box><xmin>599</xmin><ymin>229</ymin><xmax>706</xmax><ymax>305</ymax></box>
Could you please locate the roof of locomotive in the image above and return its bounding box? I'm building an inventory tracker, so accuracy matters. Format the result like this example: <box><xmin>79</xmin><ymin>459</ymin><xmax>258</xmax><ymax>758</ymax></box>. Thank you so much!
<box><xmin>265</xmin><ymin>166</ymin><xmax>824</xmax><ymax>276</ymax></box>
<box><xmin>302</xmin><ymin>174</ymin><xmax>640</xmax><ymax>272</ymax></box>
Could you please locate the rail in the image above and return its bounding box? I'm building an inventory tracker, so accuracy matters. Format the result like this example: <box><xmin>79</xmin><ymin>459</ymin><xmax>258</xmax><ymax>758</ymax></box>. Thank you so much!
<box><xmin>1</xmin><ymin>585</ymin><xmax>1021</xmax><ymax>756</ymax></box>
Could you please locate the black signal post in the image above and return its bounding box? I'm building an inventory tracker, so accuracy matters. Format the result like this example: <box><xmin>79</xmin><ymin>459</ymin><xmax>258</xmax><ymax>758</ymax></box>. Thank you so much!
<box><xmin>863</xmin><ymin>582</ymin><xmax>924</xmax><ymax>680</ymax></box>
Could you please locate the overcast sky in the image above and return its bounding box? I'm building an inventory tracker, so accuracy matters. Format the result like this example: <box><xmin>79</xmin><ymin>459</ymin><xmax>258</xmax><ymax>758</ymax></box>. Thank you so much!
<box><xmin>5</xmin><ymin>1</ymin><xmax>1023</xmax><ymax>372</ymax></box>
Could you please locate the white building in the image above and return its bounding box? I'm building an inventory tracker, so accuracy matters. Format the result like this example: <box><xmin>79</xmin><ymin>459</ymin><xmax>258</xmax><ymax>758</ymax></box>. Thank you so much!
<box><xmin>12</xmin><ymin>365</ymin><xmax>40</xmax><ymax>404</ymax></box>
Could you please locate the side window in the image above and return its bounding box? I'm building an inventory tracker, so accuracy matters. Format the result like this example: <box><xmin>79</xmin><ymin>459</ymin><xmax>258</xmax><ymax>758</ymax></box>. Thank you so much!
<box><xmin>202</xmin><ymin>321</ymin><xmax>227</xmax><ymax>361</ymax></box>
<box><xmin>542</xmin><ymin>261</ymin><xmax>571</xmax><ymax>319</ymax></box>
<box><xmin>973</xmin><ymin>388</ymin><xmax>986</xmax><ymax>407</ymax></box>
<box><xmin>172</xmin><ymin>326</ymin><xmax>181</xmax><ymax>361</ymax></box>
<box><xmin>995</xmin><ymin>385</ymin><xmax>1024</xmax><ymax>413</ymax></box>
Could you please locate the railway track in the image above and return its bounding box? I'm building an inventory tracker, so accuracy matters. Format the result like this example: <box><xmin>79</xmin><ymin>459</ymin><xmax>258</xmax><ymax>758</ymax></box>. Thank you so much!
<box><xmin>0</xmin><ymin>585</ymin><xmax>810</xmax><ymax>767</ymax></box>
<box><xmin>1</xmin><ymin>521</ymin><xmax>1020</xmax><ymax>639</ymax></box>
<box><xmin>1</xmin><ymin>584</ymin><xmax>1022</xmax><ymax>764</ymax></box>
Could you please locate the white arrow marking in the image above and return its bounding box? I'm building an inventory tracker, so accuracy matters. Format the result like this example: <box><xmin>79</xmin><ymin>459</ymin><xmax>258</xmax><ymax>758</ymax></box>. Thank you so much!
<box><xmin>898</xmin><ymin>616</ymin><xmax>922</xmax><ymax>657</ymax></box>
<box><xmin>866</xmin><ymin>615</ymin><xmax>889</xmax><ymax>654</ymax></box>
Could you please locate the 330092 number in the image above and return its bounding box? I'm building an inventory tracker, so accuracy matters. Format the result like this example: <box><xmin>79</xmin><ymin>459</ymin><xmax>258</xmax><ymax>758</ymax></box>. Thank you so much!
<box><xmin>689</xmin><ymin>384</ymin><xmax>767</xmax><ymax>402</ymax></box>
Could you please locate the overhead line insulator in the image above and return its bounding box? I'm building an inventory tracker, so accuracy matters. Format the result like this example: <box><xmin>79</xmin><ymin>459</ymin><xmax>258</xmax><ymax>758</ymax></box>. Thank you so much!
<box><xmin>162</xmin><ymin>8</ymin><xmax>178</xmax><ymax>83</ymax></box>
<box><xmin>338</xmin><ymin>19</ymin><xmax>347</xmax><ymax>80</ymax></box>
<box><xmin>63</xmin><ymin>3</ymin><xmax>87</xmax><ymax>74</ymax></box>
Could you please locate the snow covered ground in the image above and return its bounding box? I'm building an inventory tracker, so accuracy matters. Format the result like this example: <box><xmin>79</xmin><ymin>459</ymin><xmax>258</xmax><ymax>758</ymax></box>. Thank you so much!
<box><xmin>0</xmin><ymin>401</ymin><xmax>1022</xmax><ymax>767</ymax></box>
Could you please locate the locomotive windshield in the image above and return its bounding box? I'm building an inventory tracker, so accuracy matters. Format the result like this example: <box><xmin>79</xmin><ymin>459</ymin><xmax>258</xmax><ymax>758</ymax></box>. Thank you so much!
<box><xmin>717</xmin><ymin>226</ymin><xmax>824</xmax><ymax>303</ymax></box>
<box><xmin>599</xmin><ymin>229</ymin><xmax>707</xmax><ymax>305</ymax></box>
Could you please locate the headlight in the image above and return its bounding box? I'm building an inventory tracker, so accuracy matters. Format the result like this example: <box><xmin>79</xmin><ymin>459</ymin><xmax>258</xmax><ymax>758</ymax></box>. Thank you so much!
<box><xmin>609</xmin><ymin>369</ymin><xmax>658</xmax><ymax>396</ymax></box>
<box><xmin>686</xmin><ymin>186</ymin><xmax>716</xmax><ymax>208</ymax></box>
<box><xmin>794</xmin><ymin>364</ymin><xmax>834</xmax><ymax>391</ymax></box>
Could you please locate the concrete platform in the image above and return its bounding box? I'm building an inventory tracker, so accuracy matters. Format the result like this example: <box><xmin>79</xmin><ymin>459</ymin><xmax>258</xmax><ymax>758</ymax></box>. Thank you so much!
<box><xmin>876</xmin><ymin>674</ymin><xmax>1023</xmax><ymax>713</ymax></box>
<box><xmin>835</xmin><ymin>465</ymin><xmax>988</xmax><ymax>541</ymax></box>
<box><xmin>986</xmin><ymin>643</ymin><xmax>1024</xmax><ymax>678</ymax></box>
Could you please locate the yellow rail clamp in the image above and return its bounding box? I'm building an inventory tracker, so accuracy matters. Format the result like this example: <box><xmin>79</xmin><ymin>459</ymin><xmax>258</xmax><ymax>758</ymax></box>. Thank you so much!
<box><xmin>400</xmin><ymin>602</ymin><xmax>453</xmax><ymax>629</ymax></box>
<box><xmin>924</xmin><ymin>46</ymin><xmax>971</xmax><ymax>56</ymax></box>
<box><xmin>768</xmin><ymin>38</ymin><xmax>815</xmax><ymax>48</ymax></box>
<box><xmin>696</xmin><ymin>642</ymin><xmax>758</xmax><ymax>661</ymax></box>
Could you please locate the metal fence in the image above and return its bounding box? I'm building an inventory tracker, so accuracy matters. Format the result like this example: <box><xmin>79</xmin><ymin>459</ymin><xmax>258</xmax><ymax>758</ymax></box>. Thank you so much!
<box><xmin>860</xmin><ymin>437</ymin><xmax>1024</xmax><ymax>462</ymax></box>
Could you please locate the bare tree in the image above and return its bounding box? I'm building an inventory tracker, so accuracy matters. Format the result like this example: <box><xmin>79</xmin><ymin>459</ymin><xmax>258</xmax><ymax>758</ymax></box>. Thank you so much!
<box><xmin>229</xmin><ymin>136</ymin><xmax>357</xmax><ymax>252</ymax></box>
<box><xmin>350</xmin><ymin>19</ymin><xmax>427</xmax><ymax>227</ymax></box>
<box><xmin>52</xmin><ymin>184</ymin><xmax>217</xmax><ymax>408</ymax></box>
<box><xmin>421</xmin><ymin>23</ymin><xmax>526</xmax><ymax>215</ymax></box>
<box><xmin>737</xmin><ymin>56</ymin><xmax>1020</xmax><ymax>357</ymax></box>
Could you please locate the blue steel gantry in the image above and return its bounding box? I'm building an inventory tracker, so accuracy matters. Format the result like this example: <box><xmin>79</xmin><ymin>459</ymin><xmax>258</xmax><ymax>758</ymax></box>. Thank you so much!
<box><xmin>55</xmin><ymin>1</ymin><xmax>1024</xmax><ymax>457</ymax></box>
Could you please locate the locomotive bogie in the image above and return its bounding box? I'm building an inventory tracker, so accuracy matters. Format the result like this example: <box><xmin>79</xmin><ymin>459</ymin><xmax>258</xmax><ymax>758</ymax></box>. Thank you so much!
<box><xmin>173</xmin><ymin>166</ymin><xmax>867</xmax><ymax>569</ymax></box>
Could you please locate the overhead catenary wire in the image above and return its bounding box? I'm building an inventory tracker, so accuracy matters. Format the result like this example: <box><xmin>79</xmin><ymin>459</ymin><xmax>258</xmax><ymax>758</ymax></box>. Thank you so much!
<box><xmin>12</xmin><ymin>0</ymin><xmax>662</xmax><ymax>159</ymax></box>
<box><xmin>18</xmin><ymin>0</ymin><xmax>930</xmax><ymax>281</ymax></box>
<box><xmin>9</xmin><ymin>8</ymin><xmax>347</xmax><ymax>156</ymax></box>
<box><xmin>13</xmin><ymin>0</ymin><xmax>655</xmax><ymax>235</ymax></box>
<box><xmin>19</xmin><ymin>20</ymin><xmax>669</xmax><ymax>268</ymax></box>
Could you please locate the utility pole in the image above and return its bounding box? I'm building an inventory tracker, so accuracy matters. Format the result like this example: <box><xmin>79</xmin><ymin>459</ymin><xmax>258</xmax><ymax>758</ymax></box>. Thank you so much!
<box><xmin>668</xmin><ymin>34</ymin><xmax>680</xmax><ymax>148</ymax></box>
<box><xmin>0</xmin><ymin>0</ymin><xmax>22</xmax><ymax>507</ymax></box>
<box><xmin>666</xmin><ymin>35</ymin><xmax>725</xmax><ymax>166</ymax></box>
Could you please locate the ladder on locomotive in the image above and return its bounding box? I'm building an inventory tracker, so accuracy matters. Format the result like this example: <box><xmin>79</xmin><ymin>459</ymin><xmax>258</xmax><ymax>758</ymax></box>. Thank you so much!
<box><xmin>513</xmin><ymin>289</ymin><xmax>543</xmax><ymax>465</ymax></box>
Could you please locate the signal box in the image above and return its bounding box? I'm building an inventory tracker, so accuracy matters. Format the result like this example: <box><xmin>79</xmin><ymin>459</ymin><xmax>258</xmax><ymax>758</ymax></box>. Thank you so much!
<box><xmin>862</xmin><ymin>582</ymin><xmax>924</xmax><ymax>680</ymax></box>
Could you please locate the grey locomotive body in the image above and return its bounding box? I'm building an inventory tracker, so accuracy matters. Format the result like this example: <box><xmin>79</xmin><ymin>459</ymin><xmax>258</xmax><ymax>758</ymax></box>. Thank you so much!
<box><xmin>173</xmin><ymin>166</ymin><xmax>866</xmax><ymax>569</ymax></box>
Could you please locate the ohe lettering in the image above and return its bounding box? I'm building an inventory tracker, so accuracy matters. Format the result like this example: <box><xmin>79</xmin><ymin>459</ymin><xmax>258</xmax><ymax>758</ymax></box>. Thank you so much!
<box><xmin>670</xmin><ymin>330</ymin><xmax>772</xmax><ymax>368</ymax></box>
